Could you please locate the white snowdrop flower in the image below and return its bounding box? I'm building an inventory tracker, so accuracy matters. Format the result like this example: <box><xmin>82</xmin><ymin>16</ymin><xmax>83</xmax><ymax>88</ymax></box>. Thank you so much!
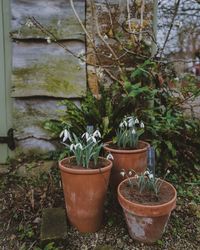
<box><xmin>132</xmin><ymin>128</ymin><xmax>136</xmax><ymax>135</ymax></box>
<box><xmin>123</xmin><ymin>121</ymin><xmax>128</xmax><ymax>127</ymax></box>
<box><xmin>93</xmin><ymin>130</ymin><xmax>101</xmax><ymax>138</ymax></box>
<box><xmin>128</xmin><ymin>171</ymin><xmax>132</xmax><ymax>176</ymax></box>
<box><xmin>135</xmin><ymin>174</ymin><xmax>139</xmax><ymax>179</ymax></box>
<box><xmin>60</xmin><ymin>129</ymin><xmax>71</xmax><ymax>142</ymax></box>
<box><xmin>120</xmin><ymin>171</ymin><xmax>125</xmax><ymax>177</ymax></box>
<box><xmin>70</xmin><ymin>144</ymin><xmax>75</xmax><ymax>151</ymax></box>
<box><xmin>167</xmin><ymin>169</ymin><xmax>170</xmax><ymax>174</ymax></box>
<box><xmin>144</xmin><ymin>170</ymin><xmax>150</xmax><ymax>175</ymax></box>
<box><xmin>46</xmin><ymin>37</ymin><xmax>51</xmax><ymax>44</ymax></box>
<box><xmin>107</xmin><ymin>153</ymin><xmax>114</xmax><ymax>160</ymax></box>
<box><xmin>149</xmin><ymin>174</ymin><xmax>154</xmax><ymax>179</ymax></box>
<box><xmin>128</xmin><ymin>118</ymin><xmax>134</xmax><ymax>127</ymax></box>
<box><xmin>82</xmin><ymin>132</ymin><xmax>90</xmax><ymax>140</ymax></box>
<box><xmin>140</xmin><ymin>122</ymin><xmax>145</xmax><ymax>128</ymax></box>
<box><xmin>135</xmin><ymin>118</ymin><xmax>139</xmax><ymax>124</ymax></box>
<box><xmin>108</xmin><ymin>53</ymin><xmax>112</xmax><ymax>58</ymax></box>
<box><xmin>119</xmin><ymin>122</ymin><xmax>124</xmax><ymax>128</ymax></box>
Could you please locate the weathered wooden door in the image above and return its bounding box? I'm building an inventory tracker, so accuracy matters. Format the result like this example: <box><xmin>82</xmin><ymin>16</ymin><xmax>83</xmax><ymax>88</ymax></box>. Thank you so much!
<box><xmin>0</xmin><ymin>0</ymin><xmax>12</xmax><ymax>163</ymax></box>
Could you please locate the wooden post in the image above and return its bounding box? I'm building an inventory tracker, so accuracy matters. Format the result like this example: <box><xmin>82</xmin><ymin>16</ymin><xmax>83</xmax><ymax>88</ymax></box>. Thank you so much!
<box><xmin>0</xmin><ymin>0</ymin><xmax>12</xmax><ymax>163</ymax></box>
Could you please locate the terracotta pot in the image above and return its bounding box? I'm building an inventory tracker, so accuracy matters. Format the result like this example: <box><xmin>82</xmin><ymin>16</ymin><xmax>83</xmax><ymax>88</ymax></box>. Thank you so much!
<box><xmin>59</xmin><ymin>157</ymin><xmax>112</xmax><ymax>233</ymax></box>
<box><xmin>103</xmin><ymin>140</ymin><xmax>150</xmax><ymax>189</ymax></box>
<box><xmin>118</xmin><ymin>177</ymin><xmax>177</xmax><ymax>243</ymax></box>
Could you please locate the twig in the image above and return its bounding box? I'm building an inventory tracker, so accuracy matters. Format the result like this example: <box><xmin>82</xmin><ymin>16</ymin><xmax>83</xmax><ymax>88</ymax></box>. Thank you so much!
<box><xmin>160</xmin><ymin>0</ymin><xmax>181</xmax><ymax>57</ymax></box>
<box><xmin>139</xmin><ymin>0</ymin><xmax>145</xmax><ymax>41</ymax></box>
<box><xmin>91</xmin><ymin>0</ymin><xmax>124</xmax><ymax>74</ymax></box>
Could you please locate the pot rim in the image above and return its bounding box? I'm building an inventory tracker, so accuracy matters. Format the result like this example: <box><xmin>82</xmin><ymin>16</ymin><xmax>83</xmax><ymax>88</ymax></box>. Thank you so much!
<box><xmin>118</xmin><ymin>177</ymin><xmax>177</xmax><ymax>217</ymax></box>
<box><xmin>59</xmin><ymin>156</ymin><xmax>112</xmax><ymax>175</ymax></box>
<box><xmin>103</xmin><ymin>140</ymin><xmax>150</xmax><ymax>154</ymax></box>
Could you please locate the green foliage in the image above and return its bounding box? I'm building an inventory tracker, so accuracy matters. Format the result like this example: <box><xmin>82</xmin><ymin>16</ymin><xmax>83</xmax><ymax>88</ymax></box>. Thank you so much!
<box><xmin>121</xmin><ymin>169</ymin><xmax>170</xmax><ymax>196</ymax></box>
<box><xmin>122</xmin><ymin>59</ymin><xmax>200</xmax><ymax>176</ymax></box>
<box><xmin>44</xmin><ymin>85</ymin><xmax>136</xmax><ymax>142</ymax></box>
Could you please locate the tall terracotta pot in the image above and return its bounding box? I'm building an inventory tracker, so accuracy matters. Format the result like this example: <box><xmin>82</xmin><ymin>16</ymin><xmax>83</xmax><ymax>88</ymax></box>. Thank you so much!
<box><xmin>118</xmin><ymin>177</ymin><xmax>177</xmax><ymax>243</ymax></box>
<box><xmin>103</xmin><ymin>140</ymin><xmax>150</xmax><ymax>189</ymax></box>
<box><xmin>59</xmin><ymin>156</ymin><xmax>112</xmax><ymax>233</ymax></box>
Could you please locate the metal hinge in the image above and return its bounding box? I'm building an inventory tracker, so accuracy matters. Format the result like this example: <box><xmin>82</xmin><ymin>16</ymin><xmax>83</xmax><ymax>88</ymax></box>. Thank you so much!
<box><xmin>0</xmin><ymin>128</ymin><xmax>15</xmax><ymax>150</ymax></box>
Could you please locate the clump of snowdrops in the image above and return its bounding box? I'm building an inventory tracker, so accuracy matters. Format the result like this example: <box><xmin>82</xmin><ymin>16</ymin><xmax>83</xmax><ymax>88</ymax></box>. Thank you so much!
<box><xmin>60</xmin><ymin>128</ymin><xmax>103</xmax><ymax>168</ymax></box>
<box><xmin>120</xmin><ymin>169</ymin><xmax>170</xmax><ymax>196</ymax></box>
<box><xmin>114</xmin><ymin>116</ymin><xmax>144</xmax><ymax>149</ymax></box>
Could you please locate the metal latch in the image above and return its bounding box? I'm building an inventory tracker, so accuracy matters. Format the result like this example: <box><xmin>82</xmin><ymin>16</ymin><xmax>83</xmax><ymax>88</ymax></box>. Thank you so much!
<box><xmin>0</xmin><ymin>128</ymin><xmax>15</xmax><ymax>150</ymax></box>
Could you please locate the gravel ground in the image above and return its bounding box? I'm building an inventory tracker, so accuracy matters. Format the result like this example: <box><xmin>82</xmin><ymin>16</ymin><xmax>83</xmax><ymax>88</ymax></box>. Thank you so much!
<box><xmin>0</xmin><ymin>160</ymin><xmax>199</xmax><ymax>250</ymax></box>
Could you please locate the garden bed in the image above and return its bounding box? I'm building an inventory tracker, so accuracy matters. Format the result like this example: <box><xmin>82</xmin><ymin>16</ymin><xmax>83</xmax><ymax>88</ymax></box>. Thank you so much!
<box><xmin>0</xmin><ymin>157</ymin><xmax>199</xmax><ymax>250</ymax></box>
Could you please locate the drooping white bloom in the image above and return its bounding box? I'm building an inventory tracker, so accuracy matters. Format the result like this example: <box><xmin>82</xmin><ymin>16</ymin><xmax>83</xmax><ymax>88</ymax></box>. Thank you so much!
<box><xmin>120</xmin><ymin>171</ymin><xmax>125</xmax><ymax>177</ymax></box>
<box><xmin>128</xmin><ymin>118</ymin><xmax>134</xmax><ymax>127</ymax></box>
<box><xmin>70</xmin><ymin>144</ymin><xmax>75</xmax><ymax>151</ymax></box>
<box><xmin>167</xmin><ymin>169</ymin><xmax>170</xmax><ymax>174</ymax></box>
<box><xmin>128</xmin><ymin>171</ymin><xmax>132</xmax><ymax>176</ymax></box>
<box><xmin>135</xmin><ymin>118</ymin><xmax>139</xmax><ymax>124</ymax></box>
<box><xmin>119</xmin><ymin>120</ymin><xmax>127</xmax><ymax>128</ymax></box>
<box><xmin>149</xmin><ymin>174</ymin><xmax>154</xmax><ymax>179</ymax></box>
<box><xmin>107</xmin><ymin>153</ymin><xmax>114</xmax><ymax>160</ymax></box>
<box><xmin>132</xmin><ymin>128</ymin><xmax>136</xmax><ymax>134</ymax></box>
<box><xmin>82</xmin><ymin>132</ymin><xmax>90</xmax><ymax>140</ymax></box>
<box><xmin>60</xmin><ymin>129</ymin><xmax>71</xmax><ymax>142</ymax></box>
<box><xmin>93</xmin><ymin>130</ymin><xmax>101</xmax><ymax>138</ymax></box>
<box><xmin>144</xmin><ymin>170</ymin><xmax>150</xmax><ymax>175</ymax></box>
<box><xmin>140</xmin><ymin>122</ymin><xmax>145</xmax><ymax>128</ymax></box>
<box><xmin>119</xmin><ymin>122</ymin><xmax>124</xmax><ymax>128</ymax></box>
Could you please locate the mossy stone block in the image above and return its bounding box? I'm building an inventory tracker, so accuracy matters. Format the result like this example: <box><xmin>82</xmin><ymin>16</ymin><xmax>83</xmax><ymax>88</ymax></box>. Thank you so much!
<box><xmin>40</xmin><ymin>208</ymin><xmax>68</xmax><ymax>244</ymax></box>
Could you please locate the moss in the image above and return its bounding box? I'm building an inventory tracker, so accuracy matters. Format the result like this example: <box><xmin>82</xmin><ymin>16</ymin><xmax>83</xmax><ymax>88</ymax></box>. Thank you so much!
<box><xmin>12</xmin><ymin>57</ymin><xmax>85</xmax><ymax>97</ymax></box>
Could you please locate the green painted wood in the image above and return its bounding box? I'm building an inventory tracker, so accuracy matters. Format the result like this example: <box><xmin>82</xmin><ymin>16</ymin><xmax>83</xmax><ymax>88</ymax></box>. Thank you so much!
<box><xmin>0</xmin><ymin>0</ymin><xmax>11</xmax><ymax>163</ymax></box>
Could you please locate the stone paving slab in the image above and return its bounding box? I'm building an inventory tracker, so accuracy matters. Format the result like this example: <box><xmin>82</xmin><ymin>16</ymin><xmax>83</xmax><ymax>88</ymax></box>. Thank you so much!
<box><xmin>40</xmin><ymin>208</ymin><xmax>68</xmax><ymax>245</ymax></box>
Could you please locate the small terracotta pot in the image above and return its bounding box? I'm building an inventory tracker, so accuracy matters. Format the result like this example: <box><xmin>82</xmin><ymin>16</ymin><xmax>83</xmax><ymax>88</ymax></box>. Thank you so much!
<box><xmin>103</xmin><ymin>140</ymin><xmax>150</xmax><ymax>189</ymax></box>
<box><xmin>59</xmin><ymin>157</ymin><xmax>112</xmax><ymax>233</ymax></box>
<box><xmin>118</xmin><ymin>177</ymin><xmax>177</xmax><ymax>243</ymax></box>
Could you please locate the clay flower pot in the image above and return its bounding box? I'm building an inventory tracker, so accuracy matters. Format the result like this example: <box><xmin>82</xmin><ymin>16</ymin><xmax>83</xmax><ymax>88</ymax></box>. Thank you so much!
<box><xmin>59</xmin><ymin>156</ymin><xmax>112</xmax><ymax>233</ymax></box>
<box><xmin>118</xmin><ymin>177</ymin><xmax>177</xmax><ymax>243</ymax></box>
<box><xmin>104</xmin><ymin>140</ymin><xmax>150</xmax><ymax>189</ymax></box>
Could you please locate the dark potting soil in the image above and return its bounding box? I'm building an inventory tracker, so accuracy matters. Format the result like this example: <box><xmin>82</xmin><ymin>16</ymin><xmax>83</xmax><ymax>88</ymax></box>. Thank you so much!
<box><xmin>63</xmin><ymin>157</ymin><xmax>109</xmax><ymax>170</ymax></box>
<box><xmin>120</xmin><ymin>181</ymin><xmax>175</xmax><ymax>205</ymax></box>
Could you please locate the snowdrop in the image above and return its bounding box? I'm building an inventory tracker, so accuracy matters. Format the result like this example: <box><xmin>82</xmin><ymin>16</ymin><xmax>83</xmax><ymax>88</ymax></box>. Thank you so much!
<box><xmin>61</xmin><ymin>128</ymin><xmax>103</xmax><ymax>168</ymax></box>
<box><xmin>93</xmin><ymin>130</ymin><xmax>101</xmax><ymax>138</ymax></box>
<box><xmin>107</xmin><ymin>153</ymin><xmax>114</xmax><ymax>160</ymax></box>
<box><xmin>60</xmin><ymin>129</ymin><xmax>71</xmax><ymax>142</ymax></box>
<box><xmin>116</xmin><ymin>115</ymin><xmax>145</xmax><ymax>149</ymax></box>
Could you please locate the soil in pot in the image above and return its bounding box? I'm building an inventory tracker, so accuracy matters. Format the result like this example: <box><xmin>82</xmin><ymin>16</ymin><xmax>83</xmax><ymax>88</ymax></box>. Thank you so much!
<box><xmin>120</xmin><ymin>181</ymin><xmax>175</xmax><ymax>205</ymax></box>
